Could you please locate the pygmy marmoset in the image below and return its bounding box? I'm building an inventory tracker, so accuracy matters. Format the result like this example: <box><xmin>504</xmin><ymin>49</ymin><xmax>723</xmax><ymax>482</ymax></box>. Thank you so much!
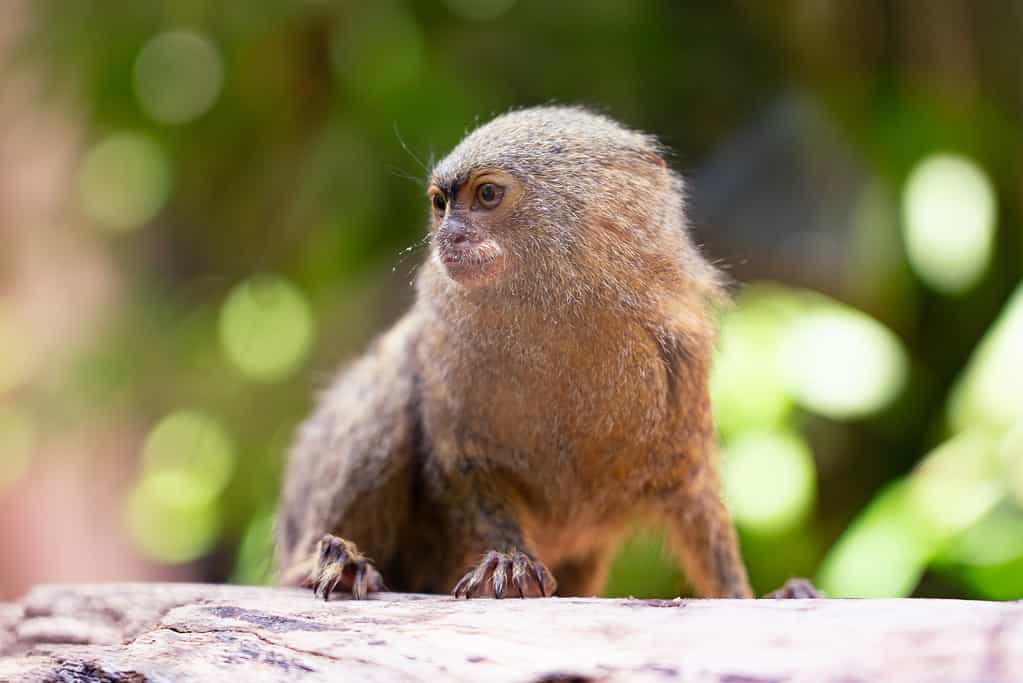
<box><xmin>276</xmin><ymin>106</ymin><xmax>757</xmax><ymax>600</ymax></box>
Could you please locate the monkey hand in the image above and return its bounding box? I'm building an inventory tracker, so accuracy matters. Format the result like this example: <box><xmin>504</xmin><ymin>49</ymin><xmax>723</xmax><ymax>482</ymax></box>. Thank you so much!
<box><xmin>453</xmin><ymin>550</ymin><xmax>557</xmax><ymax>599</ymax></box>
<box><xmin>311</xmin><ymin>534</ymin><xmax>384</xmax><ymax>601</ymax></box>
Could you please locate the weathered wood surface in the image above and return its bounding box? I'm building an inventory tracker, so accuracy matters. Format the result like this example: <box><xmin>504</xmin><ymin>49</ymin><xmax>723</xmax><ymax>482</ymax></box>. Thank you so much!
<box><xmin>0</xmin><ymin>584</ymin><xmax>1020</xmax><ymax>682</ymax></box>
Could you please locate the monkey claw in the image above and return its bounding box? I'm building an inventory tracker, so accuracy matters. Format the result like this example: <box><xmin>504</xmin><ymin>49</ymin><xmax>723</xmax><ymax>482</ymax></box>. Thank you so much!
<box><xmin>453</xmin><ymin>550</ymin><xmax>557</xmax><ymax>599</ymax></box>
<box><xmin>311</xmin><ymin>534</ymin><xmax>384</xmax><ymax>601</ymax></box>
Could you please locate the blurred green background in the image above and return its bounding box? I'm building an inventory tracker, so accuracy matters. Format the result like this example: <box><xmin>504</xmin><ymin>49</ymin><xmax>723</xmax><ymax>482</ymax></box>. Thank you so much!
<box><xmin>0</xmin><ymin>0</ymin><xmax>1021</xmax><ymax>600</ymax></box>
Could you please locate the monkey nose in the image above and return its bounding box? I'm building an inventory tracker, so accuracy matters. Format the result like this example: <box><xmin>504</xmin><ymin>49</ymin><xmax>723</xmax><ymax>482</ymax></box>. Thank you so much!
<box><xmin>450</xmin><ymin>230</ymin><xmax>480</xmax><ymax>246</ymax></box>
<box><xmin>442</xmin><ymin>218</ymin><xmax>482</xmax><ymax>246</ymax></box>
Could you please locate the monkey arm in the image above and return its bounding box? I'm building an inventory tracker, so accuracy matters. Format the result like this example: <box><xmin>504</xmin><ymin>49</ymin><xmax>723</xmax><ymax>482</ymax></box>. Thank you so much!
<box><xmin>274</xmin><ymin>314</ymin><xmax>423</xmax><ymax>590</ymax></box>
<box><xmin>425</xmin><ymin>465</ymin><xmax>557</xmax><ymax>598</ymax></box>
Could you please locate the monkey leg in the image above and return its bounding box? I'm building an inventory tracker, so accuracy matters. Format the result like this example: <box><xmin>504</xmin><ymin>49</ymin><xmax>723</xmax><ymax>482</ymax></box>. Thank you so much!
<box><xmin>663</xmin><ymin>466</ymin><xmax>753</xmax><ymax>599</ymax></box>
<box><xmin>275</xmin><ymin>316</ymin><xmax>421</xmax><ymax>598</ymax></box>
<box><xmin>277</xmin><ymin>455</ymin><xmax>410</xmax><ymax>601</ymax></box>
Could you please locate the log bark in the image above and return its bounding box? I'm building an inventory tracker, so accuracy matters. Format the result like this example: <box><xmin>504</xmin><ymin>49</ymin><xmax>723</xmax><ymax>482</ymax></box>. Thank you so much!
<box><xmin>0</xmin><ymin>583</ymin><xmax>1020</xmax><ymax>682</ymax></box>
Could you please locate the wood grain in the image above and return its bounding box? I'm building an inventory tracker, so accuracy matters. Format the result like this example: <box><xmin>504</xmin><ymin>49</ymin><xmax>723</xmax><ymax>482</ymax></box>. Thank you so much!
<box><xmin>1</xmin><ymin>584</ymin><xmax>1020</xmax><ymax>682</ymax></box>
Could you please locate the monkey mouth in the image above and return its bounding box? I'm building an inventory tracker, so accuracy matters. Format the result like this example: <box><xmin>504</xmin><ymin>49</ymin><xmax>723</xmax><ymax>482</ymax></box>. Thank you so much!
<box><xmin>436</xmin><ymin>241</ymin><xmax>507</xmax><ymax>287</ymax></box>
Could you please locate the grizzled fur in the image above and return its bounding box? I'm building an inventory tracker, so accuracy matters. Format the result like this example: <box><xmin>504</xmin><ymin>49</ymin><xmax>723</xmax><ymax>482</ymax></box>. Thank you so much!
<box><xmin>276</xmin><ymin>106</ymin><xmax>752</xmax><ymax>599</ymax></box>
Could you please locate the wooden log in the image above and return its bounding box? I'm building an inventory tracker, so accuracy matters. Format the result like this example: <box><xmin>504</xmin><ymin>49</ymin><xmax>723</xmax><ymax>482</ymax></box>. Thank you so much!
<box><xmin>0</xmin><ymin>583</ymin><xmax>1020</xmax><ymax>682</ymax></box>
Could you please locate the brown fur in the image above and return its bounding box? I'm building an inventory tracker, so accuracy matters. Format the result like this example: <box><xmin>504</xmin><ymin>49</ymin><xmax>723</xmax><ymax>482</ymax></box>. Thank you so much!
<box><xmin>276</xmin><ymin>106</ymin><xmax>752</xmax><ymax>599</ymax></box>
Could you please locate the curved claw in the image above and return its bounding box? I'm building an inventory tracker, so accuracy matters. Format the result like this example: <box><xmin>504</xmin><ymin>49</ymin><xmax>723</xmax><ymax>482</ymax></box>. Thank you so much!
<box><xmin>352</xmin><ymin>562</ymin><xmax>367</xmax><ymax>601</ymax></box>
<box><xmin>309</xmin><ymin>534</ymin><xmax>383</xmax><ymax>601</ymax></box>
<box><xmin>453</xmin><ymin>550</ymin><xmax>556</xmax><ymax>599</ymax></box>
<box><xmin>537</xmin><ymin>562</ymin><xmax>557</xmax><ymax>597</ymax></box>
<box><xmin>313</xmin><ymin>557</ymin><xmax>344</xmax><ymax>601</ymax></box>
<box><xmin>465</xmin><ymin>552</ymin><xmax>501</xmax><ymax>598</ymax></box>
<box><xmin>492</xmin><ymin>556</ymin><xmax>510</xmax><ymax>598</ymax></box>
<box><xmin>511</xmin><ymin>553</ymin><xmax>530</xmax><ymax>598</ymax></box>
<box><xmin>533</xmin><ymin>565</ymin><xmax>548</xmax><ymax>597</ymax></box>
<box><xmin>324</xmin><ymin>573</ymin><xmax>342</xmax><ymax>601</ymax></box>
<box><xmin>452</xmin><ymin>573</ymin><xmax>472</xmax><ymax>598</ymax></box>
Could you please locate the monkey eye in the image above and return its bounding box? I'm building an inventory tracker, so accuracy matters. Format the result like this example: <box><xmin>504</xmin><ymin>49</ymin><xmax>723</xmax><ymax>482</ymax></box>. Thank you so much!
<box><xmin>431</xmin><ymin>193</ymin><xmax>446</xmax><ymax>212</ymax></box>
<box><xmin>476</xmin><ymin>182</ymin><xmax>503</xmax><ymax>209</ymax></box>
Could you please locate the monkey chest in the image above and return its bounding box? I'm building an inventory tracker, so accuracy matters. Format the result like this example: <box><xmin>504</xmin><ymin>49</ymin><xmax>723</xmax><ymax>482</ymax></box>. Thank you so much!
<box><xmin>427</xmin><ymin>334</ymin><xmax>685</xmax><ymax>503</ymax></box>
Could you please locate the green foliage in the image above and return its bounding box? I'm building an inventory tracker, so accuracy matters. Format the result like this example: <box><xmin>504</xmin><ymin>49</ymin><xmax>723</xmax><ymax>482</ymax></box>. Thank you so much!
<box><xmin>10</xmin><ymin>0</ymin><xmax>1023</xmax><ymax>598</ymax></box>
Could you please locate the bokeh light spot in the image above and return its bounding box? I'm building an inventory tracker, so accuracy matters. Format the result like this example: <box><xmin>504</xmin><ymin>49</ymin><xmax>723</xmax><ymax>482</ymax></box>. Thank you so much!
<box><xmin>712</xmin><ymin>302</ymin><xmax>793</xmax><ymax>437</ymax></box>
<box><xmin>0</xmin><ymin>308</ymin><xmax>35</xmax><ymax>394</ymax></box>
<box><xmin>77</xmin><ymin>133</ymin><xmax>172</xmax><ymax>232</ymax></box>
<box><xmin>902</xmin><ymin>154</ymin><xmax>996</xmax><ymax>294</ymax></box>
<box><xmin>961</xmin><ymin>554</ymin><xmax>1023</xmax><ymax>600</ymax></box>
<box><xmin>999</xmin><ymin>421</ymin><xmax>1023</xmax><ymax>507</ymax></box>
<box><xmin>943</xmin><ymin>506</ymin><xmax>1023</xmax><ymax>567</ymax></box>
<box><xmin>219</xmin><ymin>274</ymin><xmax>315</xmax><ymax>382</ymax></box>
<box><xmin>127</xmin><ymin>410</ymin><xmax>235</xmax><ymax>564</ymax></box>
<box><xmin>908</xmin><ymin>431</ymin><xmax>1003</xmax><ymax>537</ymax></box>
<box><xmin>723</xmin><ymin>430</ymin><xmax>816</xmax><ymax>535</ymax></box>
<box><xmin>817</xmin><ymin>483</ymin><xmax>931</xmax><ymax>597</ymax></box>
<box><xmin>231</xmin><ymin>509</ymin><xmax>276</xmax><ymax>585</ymax></box>
<box><xmin>134</xmin><ymin>30</ymin><xmax>224</xmax><ymax>125</ymax></box>
<box><xmin>442</xmin><ymin>0</ymin><xmax>518</xmax><ymax>21</ymax></box>
<box><xmin>142</xmin><ymin>411</ymin><xmax>236</xmax><ymax>504</ymax></box>
<box><xmin>949</xmin><ymin>283</ymin><xmax>1023</xmax><ymax>433</ymax></box>
<box><xmin>779</xmin><ymin>307</ymin><xmax>908</xmax><ymax>420</ymax></box>
<box><xmin>0</xmin><ymin>407</ymin><xmax>34</xmax><ymax>491</ymax></box>
<box><xmin>820</xmin><ymin>519</ymin><xmax>928</xmax><ymax>598</ymax></box>
<box><xmin>125</xmin><ymin>474</ymin><xmax>220</xmax><ymax>564</ymax></box>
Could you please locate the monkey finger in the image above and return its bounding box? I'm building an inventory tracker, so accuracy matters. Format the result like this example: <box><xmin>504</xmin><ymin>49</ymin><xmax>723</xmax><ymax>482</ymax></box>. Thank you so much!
<box><xmin>468</xmin><ymin>552</ymin><xmax>502</xmax><ymax>597</ymax></box>
<box><xmin>315</xmin><ymin>565</ymin><xmax>343</xmax><ymax>602</ymax></box>
<box><xmin>533</xmin><ymin>562</ymin><xmax>556</xmax><ymax>597</ymax></box>
<box><xmin>318</xmin><ymin>535</ymin><xmax>351</xmax><ymax>568</ymax></box>
<box><xmin>492</xmin><ymin>556</ymin><xmax>512</xmax><ymax>598</ymax></box>
<box><xmin>452</xmin><ymin>573</ymin><xmax>472</xmax><ymax>598</ymax></box>
<box><xmin>368</xmin><ymin>566</ymin><xmax>386</xmax><ymax>593</ymax></box>
<box><xmin>511</xmin><ymin>552</ymin><xmax>532</xmax><ymax>598</ymax></box>
<box><xmin>323</xmin><ymin>575</ymin><xmax>342</xmax><ymax>602</ymax></box>
<box><xmin>352</xmin><ymin>562</ymin><xmax>368</xmax><ymax>601</ymax></box>
<box><xmin>511</xmin><ymin>572</ymin><xmax>529</xmax><ymax>598</ymax></box>
<box><xmin>453</xmin><ymin>551</ymin><xmax>502</xmax><ymax>598</ymax></box>
<box><xmin>351</xmin><ymin>560</ymin><xmax>383</xmax><ymax>598</ymax></box>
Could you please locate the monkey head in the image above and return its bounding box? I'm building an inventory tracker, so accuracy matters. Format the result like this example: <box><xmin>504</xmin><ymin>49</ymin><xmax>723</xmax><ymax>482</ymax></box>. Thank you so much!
<box><xmin>426</xmin><ymin>106</ymin><xmax>685</xmax><ymax>296</ymax></box>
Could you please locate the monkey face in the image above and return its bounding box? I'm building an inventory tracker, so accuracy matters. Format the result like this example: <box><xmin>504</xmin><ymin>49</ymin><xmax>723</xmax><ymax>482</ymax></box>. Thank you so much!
<box><xmin>427</xmin><ymin>169</ymin><xmax>523</xmax><ymax>288</ymax></box>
